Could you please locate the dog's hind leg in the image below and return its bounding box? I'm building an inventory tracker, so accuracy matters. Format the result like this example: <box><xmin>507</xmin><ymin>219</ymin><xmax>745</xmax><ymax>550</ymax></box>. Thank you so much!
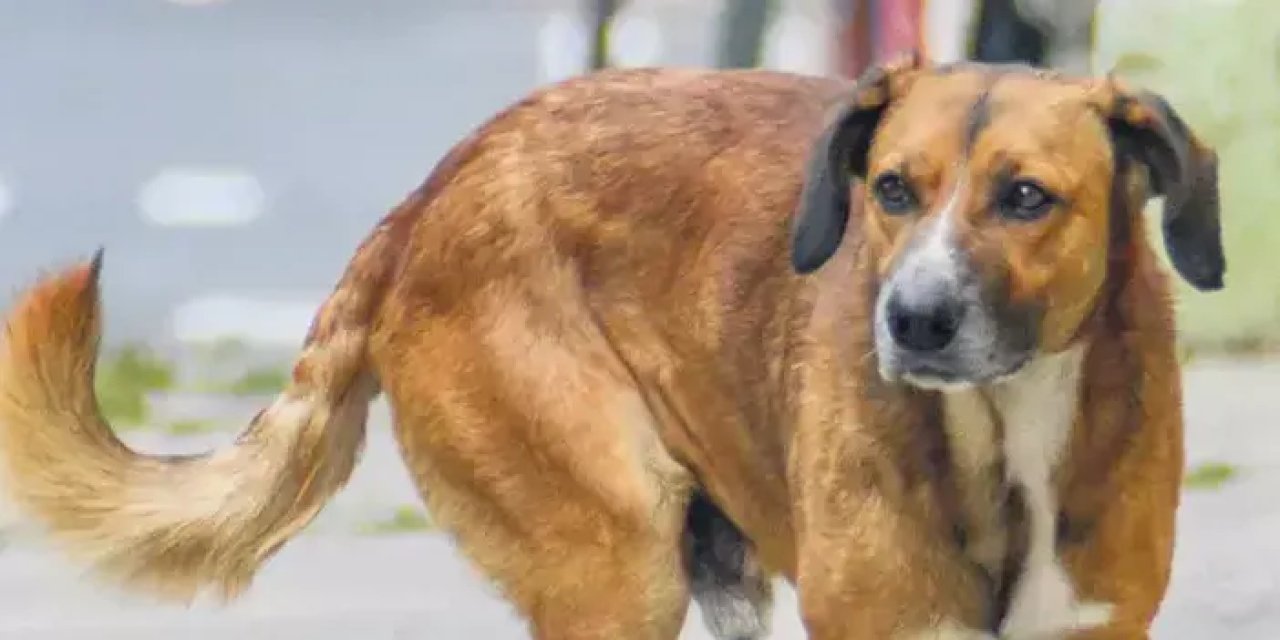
<box><xmin>683</xmin><ymin>491</ymin><xmax>775</xmax><ymax>640</ymax></box>
<box><xmin>374</xmin><ymin>282</ymin><xmax>698</xmax><ymax>640</ymax></box>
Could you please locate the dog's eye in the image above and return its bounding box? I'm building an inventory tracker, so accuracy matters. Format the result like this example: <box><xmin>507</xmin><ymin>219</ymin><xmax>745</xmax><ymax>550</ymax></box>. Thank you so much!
<box><xmin>871</xmin><ymin>172</ymin><xmax>916</xmax><ymax>215</ymax></box>
<box><xmin>997</xmin><ymin>180</ymin><xmax>1056</xmax><ymax>221</ymax></box>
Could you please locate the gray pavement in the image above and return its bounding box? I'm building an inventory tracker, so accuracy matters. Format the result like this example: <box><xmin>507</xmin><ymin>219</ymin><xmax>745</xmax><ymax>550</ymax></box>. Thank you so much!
<box><xmin>0</xmin><ymin>357</ymin><xmax>1275</xmax><ymax>639</ymax></box>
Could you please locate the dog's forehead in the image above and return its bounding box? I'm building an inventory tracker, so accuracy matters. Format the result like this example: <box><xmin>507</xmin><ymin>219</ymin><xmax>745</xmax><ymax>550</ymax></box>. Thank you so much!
<box><xmin>871</xmin><ymin>71</ymin><xmax>989</xmax><ymax>156</ymax></box>
<box><xmin>872</xmin><ymin>68</ymin><xmax>1103</xmax><ymax>167</ymax></box>
<box><xmin>977</xmin><ymin>74</ymin><xmax>1103</xmax><ymax>148</ymax></box>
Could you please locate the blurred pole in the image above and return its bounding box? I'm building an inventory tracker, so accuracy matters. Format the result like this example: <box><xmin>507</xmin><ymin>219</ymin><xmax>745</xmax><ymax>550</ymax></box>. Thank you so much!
<box><xmin>832</xmin><ymin>0</ymin><xmax>874</xmax><ymax>78</ymax></box>
<box><xmin>970</xmin><ymin>0</ymin><xmax>1046</xmax><ymax>66</ymax></box>
<box><xmin>1013</xmin><ymin>0</ymin><xmax>1099</xmax><ymax>74</ymax></box>
<box><xmin>588</xmin><ymin>0</ymin><xmax>623</xmax><ymax>70</ymax></box>
<box><xmin>832</xmin><ymin>0</ymin><xmax>923</xmax><ymax>79</ymax></box>
<box><xmin>968</xmin><ymin>0</ymin><xmax>1099</xmax><ymax>73</ymax></box>
<box><xmin>871</xmin><ymin>0</ymin><xmax>923</xmax><ymax>64</ymax></box>
<box><xmin>715</xmin><ymin>0</ymin><xmax>778</xmax><ymax>69</ymax></box>
<box><xmin>919</xmin><ymin>0</ymin><xmax>977</xmax><ymax>65</ymax></box>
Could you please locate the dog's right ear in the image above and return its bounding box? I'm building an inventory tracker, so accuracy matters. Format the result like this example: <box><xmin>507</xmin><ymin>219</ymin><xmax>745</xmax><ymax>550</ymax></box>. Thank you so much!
<box><xmin>791</xmin><ymin>54</ymin><xmax>924</xmax><ymax>274</ymax></box>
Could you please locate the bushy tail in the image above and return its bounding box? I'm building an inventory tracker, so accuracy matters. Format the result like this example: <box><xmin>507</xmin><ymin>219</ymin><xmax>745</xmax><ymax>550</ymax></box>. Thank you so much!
<box><xmin>0</xmin><ymin>219</ymin><xmax>403</xmax><ymax>602</ymax></box>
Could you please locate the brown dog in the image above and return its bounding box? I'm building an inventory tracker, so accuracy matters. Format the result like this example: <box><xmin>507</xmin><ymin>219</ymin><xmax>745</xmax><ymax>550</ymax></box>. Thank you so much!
<box><xmin>0</xmin><ymin>55</ymin><xmax>1223</xmax><ymax>639</ymax></box>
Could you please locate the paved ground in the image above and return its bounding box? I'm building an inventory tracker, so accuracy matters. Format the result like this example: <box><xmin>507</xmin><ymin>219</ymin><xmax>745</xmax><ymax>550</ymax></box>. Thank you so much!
<box><xmin>0</xmin><ymin>358</ymin><xmax>1276</xmax><ymax>639</ymax></box>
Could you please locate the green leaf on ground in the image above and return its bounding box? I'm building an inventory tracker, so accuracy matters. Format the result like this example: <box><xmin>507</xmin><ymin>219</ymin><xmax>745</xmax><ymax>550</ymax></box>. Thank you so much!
<box><xmin>1184</xmin><ymin>461</ymin><xmax>1238</xmax><ymax>490</ymax></box>
<box><xmin>360</xmin><ymin>506</ymin><xmax>433</xmax><ymax>535</ymax></box>
<box><xmin>166</xmin><ymin>419</ymin><xmax>221</xmax><ymax>436</ymax></box>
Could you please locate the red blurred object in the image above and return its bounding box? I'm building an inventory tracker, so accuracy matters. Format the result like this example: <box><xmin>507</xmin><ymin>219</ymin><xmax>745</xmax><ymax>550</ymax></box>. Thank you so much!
<box><xmin>833</xmin><ymin>0</ymin><xmax>872</xmax><ymax>79</ymax></box>
<box><xmin>832</xmin><ymin>0</ymin><xmax>925</xmax><ymax>79</ymax></box>
<box><xmin>873</xmin><ymin>0</ymin><xmax>923</xmax><ymax>64</ymax></box>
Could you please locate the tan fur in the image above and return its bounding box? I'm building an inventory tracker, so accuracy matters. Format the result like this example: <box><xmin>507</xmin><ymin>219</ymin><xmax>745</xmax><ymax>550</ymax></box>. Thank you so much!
<box><xmin>0</xmin><ymin>62</ymin><xmax>1217</xmax><ymax>639</ymax></box>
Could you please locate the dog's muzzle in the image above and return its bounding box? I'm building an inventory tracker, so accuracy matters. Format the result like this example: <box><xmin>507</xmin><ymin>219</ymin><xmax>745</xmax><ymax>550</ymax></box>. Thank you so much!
<box><xmin>874</xmin><ymin>253</ymin><xmax>1033</xmax><ymax>390</ymax></box>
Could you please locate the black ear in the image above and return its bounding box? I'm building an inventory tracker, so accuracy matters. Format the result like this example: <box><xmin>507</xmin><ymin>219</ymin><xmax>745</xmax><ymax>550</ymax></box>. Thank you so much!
<box><xmin>1103</xmin><ymin>85</ymin><xmax>1225</xmax><ymax>291</ymax></box>
<box><xmin>791</xmin><ymin>54</ymin><xmax>923</xmax><ymax>275</ymax></box>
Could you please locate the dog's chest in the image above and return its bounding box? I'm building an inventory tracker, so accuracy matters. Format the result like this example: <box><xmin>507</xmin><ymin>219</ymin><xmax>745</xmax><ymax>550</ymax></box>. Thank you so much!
<box><xmin>941</xmin><ymin>346</ymin><xmax>1112</xmax><ymax>638</ymax></box>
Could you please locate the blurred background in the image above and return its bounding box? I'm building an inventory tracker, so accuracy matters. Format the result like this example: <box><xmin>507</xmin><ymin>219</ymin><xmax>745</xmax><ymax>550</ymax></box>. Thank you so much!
<box><xmin>0</xmin><ymin>0</ymin><xmax>1276</xmax><ymax>638</ymax></box>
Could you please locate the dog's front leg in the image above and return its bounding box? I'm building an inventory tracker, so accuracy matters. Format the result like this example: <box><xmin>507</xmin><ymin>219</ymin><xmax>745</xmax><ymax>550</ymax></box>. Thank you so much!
<box><xmin>1051</xmin><ymin>430</ymin><xmax>1182</xmax><ymax>638</ymax></box>
<box><xmin>790</xmin><ymin>419</ymin><xmax>992</xmax><ymax>640</ymax></box>
<box><xmin>1043</xmin><ymin>343</ymin><xmax>1186</xmax><ymax>640</ymax></box>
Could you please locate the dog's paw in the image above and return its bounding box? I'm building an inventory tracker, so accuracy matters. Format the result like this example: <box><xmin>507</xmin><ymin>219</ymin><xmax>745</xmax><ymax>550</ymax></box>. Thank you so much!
<box><xmin>999</xmin><ymin>561</ymin><xmax>1113</xmax><ymax>639</ymax></box>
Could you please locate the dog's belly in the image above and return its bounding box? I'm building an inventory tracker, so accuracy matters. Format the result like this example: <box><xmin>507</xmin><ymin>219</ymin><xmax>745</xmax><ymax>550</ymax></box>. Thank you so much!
<box><xmin>628</xmin><ymin>365</ymin><xmax>799</xmax><ymax>578</ymax></box>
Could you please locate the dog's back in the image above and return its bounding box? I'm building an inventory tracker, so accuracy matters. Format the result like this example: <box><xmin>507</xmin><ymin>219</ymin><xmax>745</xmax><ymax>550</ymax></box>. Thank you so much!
<box><xmin>381</xmin><ymin>67</ymin><xmax>849</xmax><ymax>317</ymax></box>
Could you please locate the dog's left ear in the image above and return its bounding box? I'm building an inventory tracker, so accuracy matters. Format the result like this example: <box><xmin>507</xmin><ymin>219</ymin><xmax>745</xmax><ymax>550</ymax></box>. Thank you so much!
<box><xmin>791</xmin><ymin>53</ymin><xmax>924</xmax><ymax>274</ymax></box>
<box><xmin>1095</xmin><ymin>79</ymin><xmax>1225</xmax><ymax>291</ymax></box>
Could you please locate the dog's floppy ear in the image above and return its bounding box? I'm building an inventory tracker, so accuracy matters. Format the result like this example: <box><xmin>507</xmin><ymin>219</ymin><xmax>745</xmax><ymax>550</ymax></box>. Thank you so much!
<box><xmin>791</xmin><ymin>53</ymin><xmax>924</xmax><ymax>274</ymax></box>
<box><xmin>1095</xmin><ymin>78</ymin><xmax>1225</xmax><ymax>291</ymax></box>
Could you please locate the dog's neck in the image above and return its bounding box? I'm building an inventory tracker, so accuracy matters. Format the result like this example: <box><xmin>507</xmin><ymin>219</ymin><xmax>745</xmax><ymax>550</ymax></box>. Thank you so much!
<box><xmin>941</xmin><ymin>343</ymin><xmax>1114</xmax><ymax>636</ymax></box>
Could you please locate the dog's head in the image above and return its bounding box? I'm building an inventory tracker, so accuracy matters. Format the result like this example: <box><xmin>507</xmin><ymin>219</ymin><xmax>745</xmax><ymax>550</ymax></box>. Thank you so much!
<box><xmin>791</xmin><ymin>54</ymin><xmax>1224</xmax><ymax>390</ymax></box>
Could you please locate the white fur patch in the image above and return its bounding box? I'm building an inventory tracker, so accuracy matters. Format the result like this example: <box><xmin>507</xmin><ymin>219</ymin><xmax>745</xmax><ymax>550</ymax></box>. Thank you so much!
<box><xmin>696</xmin><ymin>587</ymin><xmax>773</xmax><ymax>640</ymax></box>
<box><xmin>906</xmin><ymin>620</ymin><xmax>997</xmax><ymax>640</ymax></box>
<box><xmin>877</xmin><ymin>176</ymin><xmax>971</xmax><ymax>384</ymax></box>
<box><xmin>989</xmin><ymin>345</ymin><xmax>1113</xmax><ymax>639</ymax></box>
<box><xmin>897</xmin><ymin>176</ymin><xmax>967</xmax><ymax>290</ymax></box>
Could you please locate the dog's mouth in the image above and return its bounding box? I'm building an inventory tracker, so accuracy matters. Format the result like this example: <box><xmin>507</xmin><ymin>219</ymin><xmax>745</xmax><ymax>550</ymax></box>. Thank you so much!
<box><xmin>881</xmin><ymin>350</ymin><xmax>1032</xmax><ymax>392</ymax></box>
<box><xmin>900</xmin><ymin>364</ymin><xmax>968</xmax><ymax>390</ymax></box>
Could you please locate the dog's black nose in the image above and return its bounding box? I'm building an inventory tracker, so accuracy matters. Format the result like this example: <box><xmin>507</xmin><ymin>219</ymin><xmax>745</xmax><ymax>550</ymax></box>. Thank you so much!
<box><xmin>886</xmin><ymin>293</ymin><xmax>964</xmax><ymax>353</ymax></box>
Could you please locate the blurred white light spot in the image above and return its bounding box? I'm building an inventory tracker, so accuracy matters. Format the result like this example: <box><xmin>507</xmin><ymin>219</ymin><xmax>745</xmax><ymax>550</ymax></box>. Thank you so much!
<box><xmin>923</xmin><ymin>0</ymin><xmax>976</xmax><ymax>65</ymax></box>
<box><xmin>138</xmin><ymin>167</ymin><xmax>265</xmax><ymax>228</ymax></box>
<box><xmin>165</xmin><ymin>0</ymin><xmax>229</xmax><ymax>6</ymax></box>
<box><xmin>763</xmin><ymin>13</ymin><xmax>826</xmax><ymax>75</ymax></box>
<box><xmin>538</xmin><ymin>12</ymin><xmax>589</xmax><ymax>84</ymax></box>
<box><xmin>170</xmin><ymin>294</ymin><xmax>322</xmax><ymax>346</ymax></box>
<box><xmin>612</xmin><ymin>13</ymin><xmax>664</xmax><ymax>67</ymax></box>
<box><xmin>0</xmin><ymin>177</ymin><xmax>13</xmax><ymax>220</ymax></box>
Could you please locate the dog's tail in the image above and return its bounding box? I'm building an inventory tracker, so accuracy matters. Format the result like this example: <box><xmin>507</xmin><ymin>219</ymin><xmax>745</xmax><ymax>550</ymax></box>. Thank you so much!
<box><xmin>0</xmin><ymin>218</ymin><xmax>405</xmax><ymax>603</ymax></box>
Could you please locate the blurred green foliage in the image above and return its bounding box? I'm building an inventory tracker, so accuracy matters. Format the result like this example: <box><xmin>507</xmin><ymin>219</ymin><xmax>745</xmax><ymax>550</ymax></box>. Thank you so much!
<box><xmin>95</xmin><ymin>344</ymin><xmax>176</xmax><ymax>427</ymax></box>
<box><xmin>1096</xmin><ymin>0</ymin><xmax>1280</xmax><ymax>352</ymax></box>
<box><xmin>167</xmin><ymin>418</ymin><xmax>219</xmax><ymax>436</ymax></box>
<box><xmin>95</xmin><ymin>339</ymin><xmax>289</xmax><ymax>430</ymax></box>
<box><xmin>225</xmin><ymin>366</ymin><xmax>289</xmax><ymax>396</ymax></box>
<box><xmin>191</xmin><ymin>336</ymin><xmax>252</xmax><ymax>367</ymax></box>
